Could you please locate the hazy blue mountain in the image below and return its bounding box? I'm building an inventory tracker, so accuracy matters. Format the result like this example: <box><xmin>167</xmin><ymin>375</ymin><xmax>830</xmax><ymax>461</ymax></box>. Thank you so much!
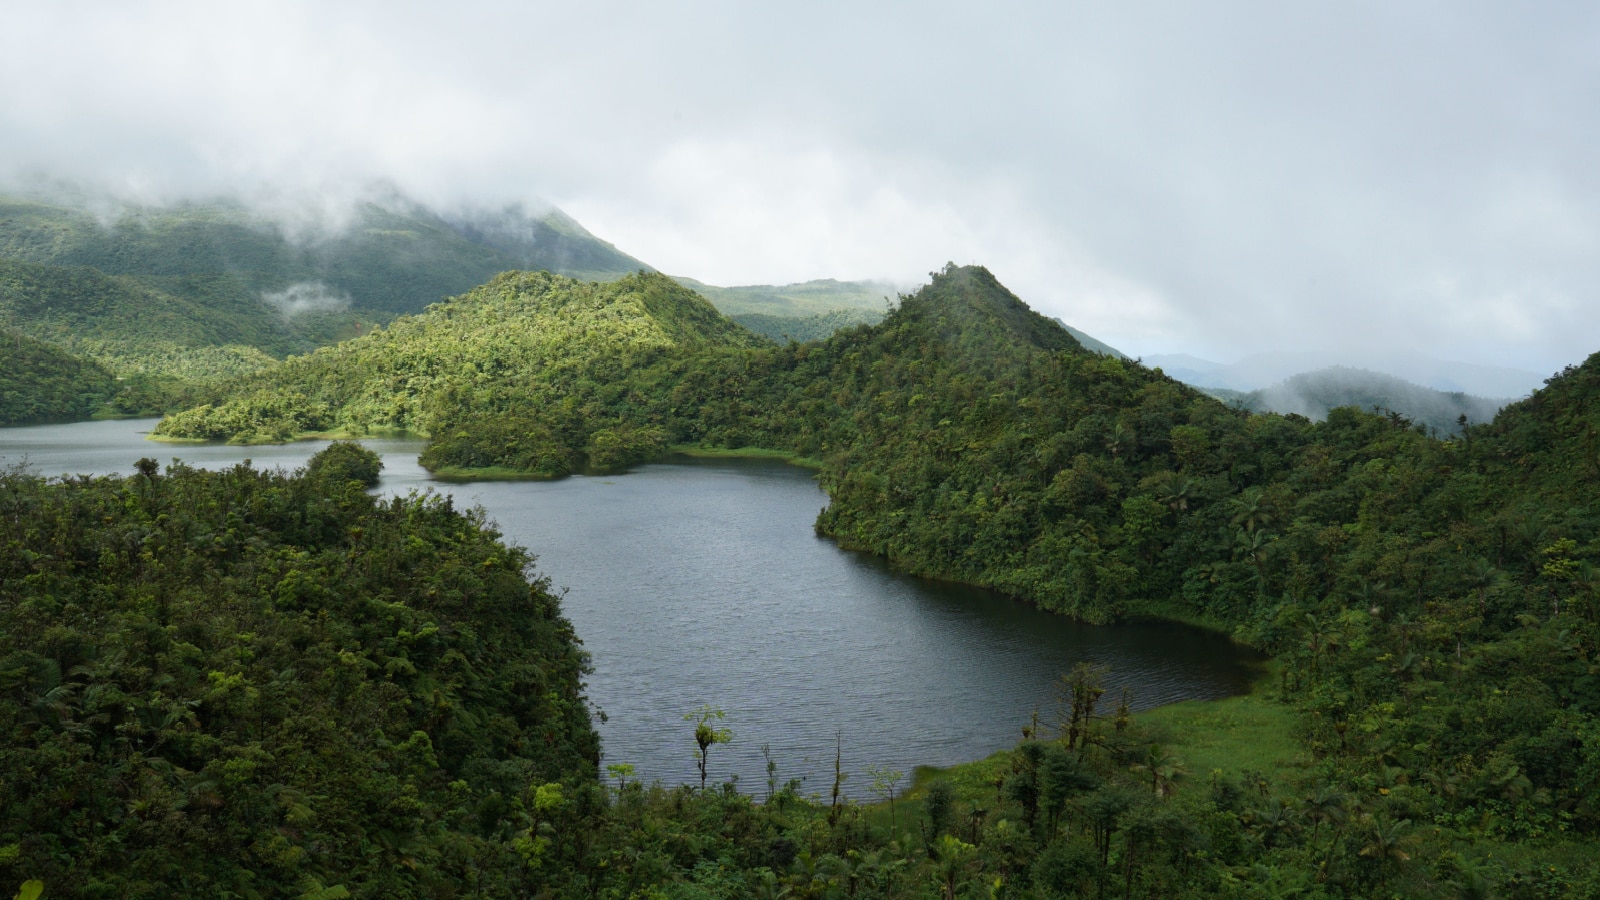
<box><xmin>1143</xmin><ymin>349</ymin><xmax>1543</xmax><ymax>398</ymax></box>
<box><xmin>1204</xmin><ymin>365</ymin><xmax>1511</xmax><ymax>434</ymax></box>
<box><xmin>1052</xmin><ymin>318</ymin><xmax>1127</xmax><ymax>358</ymax></box>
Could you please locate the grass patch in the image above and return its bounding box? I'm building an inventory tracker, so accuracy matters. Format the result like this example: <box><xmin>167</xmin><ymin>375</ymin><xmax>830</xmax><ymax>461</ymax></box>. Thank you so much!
<box><xmin>669</xmin><ymin>445</ymin><xmax>823</xmax><ymax>469</ymax></box>
<box><xmin>425</xmin><ymin>465</ymin><xmax>564</xmax><ymax>482</ymax></box>
<box><xmin>1134</xmin><ymin>663</ymin><xmax>1302</xmax><ymax>785</ymax></box>
<box><xmin>1124</xmin><ymin>600</ymin><xmax>1241</xmax><ymax>641</ymax></box>
<box><xmin>865</xmin><ymin>665</ymin><xmax>1300</xmax><ymax>833</ymax></box>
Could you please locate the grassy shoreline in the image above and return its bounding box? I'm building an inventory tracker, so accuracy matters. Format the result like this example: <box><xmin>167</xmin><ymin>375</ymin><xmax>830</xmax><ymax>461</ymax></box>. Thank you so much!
<box><xmin>864</xmin><ymin>664</ymin><xmax>1298</xmax><ymax>829</ymax></box>
<box><xmin>145</xmin><ymin>426</ymin><xmax>422</xmax><ymax>445</ymax></box>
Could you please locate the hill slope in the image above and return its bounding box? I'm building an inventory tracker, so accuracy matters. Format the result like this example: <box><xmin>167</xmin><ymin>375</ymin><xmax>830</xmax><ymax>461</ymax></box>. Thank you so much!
<box><xmin>672</xmin><ymin>276</ymin><xmax>896</xmax><ymax>317</ymax></box>
<box><xmin>155</xmin><ymin>271</ymin><xmax>766</xmax><ymax>457</ymax></box>
<box><xmin>0</xmin><ymin>328</ymin><xmax>118</xmax><ymax>425</ymax></box>
<box><xmin>0</xmin><ymin>191</ymin><xmax>649</xmax><ymax>317</ymax></box>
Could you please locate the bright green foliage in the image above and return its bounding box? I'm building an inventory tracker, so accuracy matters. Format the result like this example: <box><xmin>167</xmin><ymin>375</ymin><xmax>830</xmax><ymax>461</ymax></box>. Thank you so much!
<box><xmin>0</xmin><ymin>191</ymin><xmax>655</xmax><ymax>420</ymax></box>
<box><xmin>731</xmin><ymin>308</ymin><xmax>884</xmax><ymax>343</ymax></box>
<box><xmin>0</xmin><ymin>446</ymin><xmax>597</xmax><ymax>896</ymax></box>
<box><xmin>0</xmin><ymin>329</ymin><xmax>118</xmax><ymax>425</ymax></box>
<box><xmin>155</xmin><ymin>270</ymin><xmax>765</xmax><ymax>456</ymax></box>
<box><xmin>305</xmin><ymin>440</ymin><xmax>383</xmax><ymax>488</ymax></box>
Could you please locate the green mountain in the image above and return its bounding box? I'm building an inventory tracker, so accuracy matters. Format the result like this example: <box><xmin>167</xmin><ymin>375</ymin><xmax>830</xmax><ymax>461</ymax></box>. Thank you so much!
<box><xmin>0</xmin><ymin>328</ymin><xmax>118</xmax><ymax>425</ymax></box>
<box><xmin>0</xmin><ymin>190</ymin><xmax>652</xmax><ymax>401</ymax></box>
<box><xmin>1205</xmin><ymin>365</ymin><xmax>1510</xmax><ymax>434</ymax></box>
<box><xmin>1053</xmin><ymin>317</ymin><xmax>1128</xmax><ymax>358</ymax></box>
<box><xmin>154</xmin><ymin>270</ymin><xmax>765</xmax><ymax>453</ymax></box>
<box><xmin>672</xmin><ymin>276</ymin><xmax>897</xmax><ymax>318</ymax></box>
<box><xmin>0</xmin><ymin>191</ymin><xmax>649</xmax><ymax>317</ymax></box>
<box><xmin>677</xmin><ymin>276</ymin><xmax>899</xmax><ymax>343</ymax></box>
<box><xmin>728</xmin><ymin>308</ymin><xmax>882</xmax><ymax>343</ymax></box>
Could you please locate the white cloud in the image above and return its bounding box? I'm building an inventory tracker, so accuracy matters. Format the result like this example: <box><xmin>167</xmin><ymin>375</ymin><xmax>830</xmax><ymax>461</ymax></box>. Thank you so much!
<box><xmin>1</xmin><ymin>1</ymin><xmax>1598</xmax><ymax>374</ymax></box>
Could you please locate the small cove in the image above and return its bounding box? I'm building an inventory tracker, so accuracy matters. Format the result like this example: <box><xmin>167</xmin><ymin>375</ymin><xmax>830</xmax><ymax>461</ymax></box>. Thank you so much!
<box><xmin>1</xmin><ymin>418</ymin><xmax>1262</xmax><ymax>792</ymax></box>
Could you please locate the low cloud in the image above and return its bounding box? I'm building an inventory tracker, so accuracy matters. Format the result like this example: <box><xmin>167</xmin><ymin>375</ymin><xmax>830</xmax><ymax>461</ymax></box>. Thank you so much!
<box><xmin>262</xmin><ymin>282</ymin><xmax>350</xmax><ymax>318</ymax></box>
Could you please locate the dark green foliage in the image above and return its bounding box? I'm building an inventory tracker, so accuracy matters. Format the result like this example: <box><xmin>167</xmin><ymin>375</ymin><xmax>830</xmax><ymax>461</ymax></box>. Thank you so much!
<box><xmin>305</xmin><ymin>441</ymin><xmax>383</xmax><ymax>487</ymax></box>
<box><xmin>0</xmin><ymin>329</ymin><xmax>117</xmax><ymax>425</ymax></box>
<box><xmin>731</xmin><ymin>308</ymin><xmax>884</xmax><ymax>343</ymax></box>
<box><xmin>0</xmin><ymin>445</ymin><xmax>597</xmax><ymax>896</ymax></box>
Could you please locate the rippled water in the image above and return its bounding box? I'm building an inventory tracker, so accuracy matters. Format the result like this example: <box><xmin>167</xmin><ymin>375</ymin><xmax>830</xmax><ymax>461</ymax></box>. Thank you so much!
<box><xmin>2</xmin><ymin>419</ymin><xmax>1261</xmax><ymax>792</ymax></box>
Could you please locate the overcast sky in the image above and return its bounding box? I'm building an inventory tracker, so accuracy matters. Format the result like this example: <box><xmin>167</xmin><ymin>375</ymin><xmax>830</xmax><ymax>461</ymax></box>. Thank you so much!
<box><xmin>2</xmin><ymin>1</ymin><xmax>1597</xmax><ymax>375</ymax></box>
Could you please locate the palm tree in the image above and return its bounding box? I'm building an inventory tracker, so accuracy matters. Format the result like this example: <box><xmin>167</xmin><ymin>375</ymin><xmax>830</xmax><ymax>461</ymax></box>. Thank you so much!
<box><xmin>1130</xmin><ymin>744</ymin><xmax>1187</xmax><ymax>797</ymax></box>
<box><xmin>1358</xmin><ymin>816</ymin><xmax>1417</xmax><ymax>872</ymax></box>
<box><xmin>1228</xmin><ymin>486</ymin><xmax>1273</xmax><ymax>534</ymax></box>
<box><xmin>1158</xmin><ymin>477</ymin><xmax>1195</xmax><ymax>512</ymax></box>
<box><xmin>1301</xmin><ymin>612</ymin><xmax>1341</xmax><ymax>681</ymax></box>
<box><xmin>1302</xmin><ymin>788</ymin><xmax>1346</xmax><ymax>845</ymax></box>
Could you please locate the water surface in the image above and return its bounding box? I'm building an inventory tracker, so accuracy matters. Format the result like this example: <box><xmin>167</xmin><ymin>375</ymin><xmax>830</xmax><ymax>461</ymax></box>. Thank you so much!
<box><xmin>1</xmin><ymin>419</ymin><xmax>1261</xmax><ymax>793</ymax></box>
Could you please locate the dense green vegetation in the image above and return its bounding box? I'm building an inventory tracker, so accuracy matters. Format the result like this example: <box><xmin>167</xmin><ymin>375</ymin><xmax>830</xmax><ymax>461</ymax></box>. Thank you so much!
<box><xmin>0</xmin><ymin>328</ymin><xmax>118</xmax><ymax>425</ymax></box>
<box><xmin>1204</xmin><ymin>365</ymin><xmax>1509</xmax><ymax>434</ymax></box>
<box><xmin>0</xmin><ymin>445</ymin><xmax>598</xmax><ymax>896</ymax></box>
<box><xmin>143</xmin><ymin>263</ymin><xmax>1600</xmax><ymax>894</ymax></box>
<box><xmin>731</xmin><ymin>308</ymin><xmax>885</xmax><ymax>344</ymax></box>
<box><xmin>0</xmin><ymin>192</ymin><xmax>647</xmax><ymax>318</ymax></box>
<box><xmin>0</xmin><ymin>190</ymin><xmax>656</xmax><ymax>417</ymax></box>
<box><xmin>154</xmin><ymin>270</ymin><xmax>765</xmax><ymax>453</ymax></box>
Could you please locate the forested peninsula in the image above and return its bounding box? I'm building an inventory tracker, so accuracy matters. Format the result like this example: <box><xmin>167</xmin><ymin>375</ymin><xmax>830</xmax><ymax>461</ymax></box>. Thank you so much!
<box><xmin>9</xmin><ymin>264</ymin><xmax>1600</xmax><ymax>894</ymax></box>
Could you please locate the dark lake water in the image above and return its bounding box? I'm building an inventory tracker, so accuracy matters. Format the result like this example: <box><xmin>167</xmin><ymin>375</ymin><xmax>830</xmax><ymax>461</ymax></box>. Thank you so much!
<box><xmin>1</xmin><ymin>419</ymin><xmax>1261</xmax><ymax>794</ymax></box>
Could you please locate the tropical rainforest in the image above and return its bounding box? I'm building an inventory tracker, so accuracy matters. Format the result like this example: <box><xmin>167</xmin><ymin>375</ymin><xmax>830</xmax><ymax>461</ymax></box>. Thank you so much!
<box><xmin>0</xmin><ymin>191</ymin><xmax>887</xmax><ymax>423</ymax></box>
<box><xmin>7</xmin><ymin>260</ymin><xmax>1600</xmax><ymax>896</ymax></box>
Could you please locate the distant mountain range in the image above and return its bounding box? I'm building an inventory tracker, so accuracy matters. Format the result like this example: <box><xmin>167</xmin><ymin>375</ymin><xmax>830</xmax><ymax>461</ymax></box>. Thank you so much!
<box><xmin>0</xmin><ymin>182</ymin><xmax>1551</xmax><ymax>437</ymax></box>
<box><xmin>1140</xmin><ymin>349</ymin><xmax>1543</xmax><ymax>399</ymax></box>
<box><xmin>1049</xmin><ymin>318</ymin><xmax>1518</xmax><ymax>433</ymax></box>
<box><xmin>0</xmin><ymin>186</ymin><xmax>902</xmax><ymax>402</ymax></box>
<box><xmin>1201</xmin><ymin>366</ymin><xmax>1510</xmax><ymax>434</ymax></box>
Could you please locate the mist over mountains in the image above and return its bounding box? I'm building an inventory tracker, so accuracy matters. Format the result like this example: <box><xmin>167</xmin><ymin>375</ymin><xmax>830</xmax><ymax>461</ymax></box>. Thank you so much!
<box><xmin>1142</xmin><ymin>349</ymin><xmax>1543</xmax><ymax>399</ymax></box>
<box><xmin>1204</xmin><ymin>366</ymin><xmax>1511</xmax><ymax>434</ymax></box>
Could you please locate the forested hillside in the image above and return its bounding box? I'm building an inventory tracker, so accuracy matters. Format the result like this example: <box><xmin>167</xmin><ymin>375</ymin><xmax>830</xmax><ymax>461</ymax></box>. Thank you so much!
<box><xmin>0</xmin><ymin>445</ymin><xmax>598</xmax><ymax>896</ymax></box>
<box><xmin>0</xmin><ymin>191</ymin><xmax>648</xmax><ymax>317</ymax></box>
<box><xmin>145</xmin><ymin>264</ymin><xmax>1600</xmax><ymax>892</ymax></box>
<box><xmin>0</xmin><ymin>328</ymin><xmax>118</xmax><ymax>425</ymax></box>
<box><xmin>0</xmin><ymin>191</ymin><xmax>653</xmax><ymax>412</ymax></box>
<box><xmin>153</xmin><ymin>270</ymin><xmax>764</xmax><ymax>452</ymax></box>
<box><xmin>729</xmin><ymin>307</ymin><xmax>883</xmax><ymax>343</ymax></box>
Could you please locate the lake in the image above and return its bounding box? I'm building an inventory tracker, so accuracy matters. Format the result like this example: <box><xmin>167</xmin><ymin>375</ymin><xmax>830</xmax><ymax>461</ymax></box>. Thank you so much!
<box><xmin>0</xmin><ymin>418</ymin><xmax>1261</xmax><ymax>794</ymax></box>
